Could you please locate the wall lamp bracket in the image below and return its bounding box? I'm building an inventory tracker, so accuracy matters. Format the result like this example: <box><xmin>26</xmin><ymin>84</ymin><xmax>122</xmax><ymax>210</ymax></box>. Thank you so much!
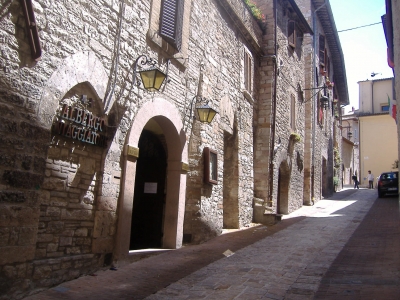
<box><xmin>300</xmin><ymin>84</ymin><xmax>330</xmax><ymax>110</ymax></box>
<box><xmin>189</xmin><ymin>96</ymin><xmax>218</xmax><ymax>124</ymax></box>
<box><xmin>132</xmin><ymin>55</ymin><xmax>170</xmax><ymax>92</ymax></box>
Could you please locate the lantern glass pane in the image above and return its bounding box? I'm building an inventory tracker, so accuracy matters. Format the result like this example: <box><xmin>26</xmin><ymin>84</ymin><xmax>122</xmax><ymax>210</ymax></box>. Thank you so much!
<box><xmin>207</xmin><ymin>109</ymin><xmax>217</xmax><ymax>123</ymax></box>
<box><xmin>153</xmin><ymin>69</ymin><xmax>166</xmax><ymax>90</ymax></box>
<box><xmin>139</xmin><ymin>69</ymin><xmax>166</xmax><ymax>91</ymax></box>
<box><xmin>196</xmin><ymin>107</ymin><xmax>210</xmax><ymax>123</ymax></box>
<box><xmin>196</xmin><ymin>106</ymin><xmax>217</xmax><ymax>123</ymax></box>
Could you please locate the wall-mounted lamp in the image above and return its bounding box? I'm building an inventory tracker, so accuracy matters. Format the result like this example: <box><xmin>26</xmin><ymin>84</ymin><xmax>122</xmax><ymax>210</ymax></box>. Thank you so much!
<box><xmin>132</xmin><ymin>55</ymin><xmax>169</xmax><ymax>92</ymax></box>
<box><xmin>320</xmin><ymin>94</ymin><xmax>329</xmax><ymax>110</ymax></box>
<box><xmin>189</xmin><ymin>96</ymin><xmax>218</xmax><ymax>124</ymax></box>
<box><xmin>301</xmin><ymin>84</ymin><xmax>330</xmax><ymax>110</ymax></box>
<box><xmin>347</xmin><ymin>131</ymin><xmax>353</xmax><ymax>139</ymax></box>
<box><xmin>341</xmin><ymin>120</ymin><xmax>353</xmax><ymax>140</ymax></box>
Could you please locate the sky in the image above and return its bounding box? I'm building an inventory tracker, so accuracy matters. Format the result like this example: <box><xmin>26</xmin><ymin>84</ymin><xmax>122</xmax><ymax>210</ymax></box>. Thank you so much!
<box><xmin>329</xmin><ymin>0</ymin><xmax>392</xmax><ymax>112</ymax></box>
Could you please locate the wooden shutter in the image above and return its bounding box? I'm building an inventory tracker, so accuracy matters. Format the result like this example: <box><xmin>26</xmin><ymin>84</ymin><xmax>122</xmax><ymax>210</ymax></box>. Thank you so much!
<box><xmin>159</xmin><ymin>0</ymin><xmax>184</xmax><ymax>51</ymax></box>
<box><xmin>244</xmin><ymin>51</ymin><xmax>252</xmax><ymax>92</ymax></box>
<box><xmin>20</xmin><ymin>0</ymin><xmax>42</xmax><ymax>61</ymax></box>
<box><xmin>288</xmin><ymin>20</ymin><xmax>296</xmax><ymax>48</ymax></box>
<box><xmin>319</xmin><ymin>35</ymin><xmax>325</xmax><ymax>66</ymax></box>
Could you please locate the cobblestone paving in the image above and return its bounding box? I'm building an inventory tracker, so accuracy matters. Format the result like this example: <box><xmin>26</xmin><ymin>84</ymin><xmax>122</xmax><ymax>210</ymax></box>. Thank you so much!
<box><xmin>314</xmin><ymin>192</ymin><xmax>400</xmax><ymax>300</ymax></box>
<box><xmin>24</xmin><ymin>188</ymin><xmax>397</xmax><ymax>300</ymax></box>
<box><xmin>147</xmin><ymin>189</ymin><xmax>376</xmax><ymax>299</ymax></box>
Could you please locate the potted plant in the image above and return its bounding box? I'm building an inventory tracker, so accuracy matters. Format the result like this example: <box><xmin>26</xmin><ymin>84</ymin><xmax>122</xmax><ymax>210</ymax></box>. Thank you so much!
<box><xmin>289</xmin><ymin>132</ymin><xmax>301</xmax><ymax>143</ymax></box>
<box><xmin>333</xmin><ymin>176</ymin><xmax>339</xmax><ymax>191</ymax></box>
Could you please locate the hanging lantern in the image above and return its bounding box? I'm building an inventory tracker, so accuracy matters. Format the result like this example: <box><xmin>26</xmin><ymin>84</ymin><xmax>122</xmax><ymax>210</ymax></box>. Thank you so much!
<box><xmin>196</xmin><ymin>103</ymin><xmax>218</xmax><ymax>123</ymax></box>
<box><xmin>138</xmin><ymin>67</ymin><xmax>167</xmax><ymax>92</ymax></box>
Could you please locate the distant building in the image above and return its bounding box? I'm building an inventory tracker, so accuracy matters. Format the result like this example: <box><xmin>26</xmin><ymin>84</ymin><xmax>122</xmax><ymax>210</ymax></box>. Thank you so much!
<box><xmin>340</xmin><ymin>111</ymin><xmax>359</xmax><ymax>187</ymax></box>
<box><xmin>357</xmin><ymin>78</ymin><xmax>398</xmax><ymax>187</ymax></box>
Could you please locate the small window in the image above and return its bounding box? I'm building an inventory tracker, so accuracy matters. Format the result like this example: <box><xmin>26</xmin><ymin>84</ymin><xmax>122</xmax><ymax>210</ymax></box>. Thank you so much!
<box><xmin>319</xmin><ymin>35</ymin><xmax>325</xmax><ymax>66</ymax></box>
<box><xmin>381</xmin><ymin>105</ymin><xmax>389</xmax><ymax>112</ymax></box>
<box><xmin>288</xmin><ymin>20</ymin><xmax>296</xmax><ymax>48</ymax></box>
<box><xmin>244</xmin><ymin>50</ymin><xmax>253</xmax><ymax>92</ymax></box>
<box><xmin>159</xmin><ymin>0</ymin><xmax>185</xmax><ymax>51</ymax></box>
<box><xmin>290</xmin><ymin>93</ymin><xmax>296</xmax><ymax>130</ymax></box>
<box><xmin>204</xmin><ymin>147</ymin><xmax>218</xmax><ymax>185</ymax></box>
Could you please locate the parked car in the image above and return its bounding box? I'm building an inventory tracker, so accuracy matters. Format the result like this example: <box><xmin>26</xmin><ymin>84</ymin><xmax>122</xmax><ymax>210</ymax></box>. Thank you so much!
<box><xmin>377</xmin><ymin>171</ymin><xmax>399</xmax><ymax>197</ymax></box>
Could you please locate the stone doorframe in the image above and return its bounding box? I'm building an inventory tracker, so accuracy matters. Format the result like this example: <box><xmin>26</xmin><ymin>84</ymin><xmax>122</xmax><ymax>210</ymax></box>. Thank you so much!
<box><xmin>114</xmin><ymin>98</ymin><xmax>188</xmax><ymax>262</ymax></box>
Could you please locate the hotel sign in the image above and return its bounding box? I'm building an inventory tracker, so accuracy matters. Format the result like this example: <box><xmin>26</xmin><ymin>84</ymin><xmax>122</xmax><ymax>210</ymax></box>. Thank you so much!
<box><xmin>53</xmin><ymin>104</ymin><xmax>108</xmax><ymax>147</ymax></box>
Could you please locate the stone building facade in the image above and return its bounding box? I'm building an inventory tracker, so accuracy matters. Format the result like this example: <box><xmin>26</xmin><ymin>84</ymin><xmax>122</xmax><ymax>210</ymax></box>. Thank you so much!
<box><xmin>0</xmin><ymin>0</ymin><xmax>347</xmax><ymax>298</ymax></box>
<box><xmin>252</xmin><ymin>0</ymin><xmax>348</xmax><ymax>218</ymax></box>
<box><xmin>341</xmin><ymin>113</ymin><xmax>359</xmax><ymax>187</ymax></box>
<box><xmin>299</xmin><ymin>0</ymin><xmax>349</xmax><ymax>199</ymax></box>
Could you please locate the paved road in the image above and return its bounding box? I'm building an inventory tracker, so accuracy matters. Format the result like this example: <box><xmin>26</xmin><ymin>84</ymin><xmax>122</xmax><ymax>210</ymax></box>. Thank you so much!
<box><xmin>24</xmin><ymin>188</ymin><xmax>400</xmax><ymax>299</ymax></box>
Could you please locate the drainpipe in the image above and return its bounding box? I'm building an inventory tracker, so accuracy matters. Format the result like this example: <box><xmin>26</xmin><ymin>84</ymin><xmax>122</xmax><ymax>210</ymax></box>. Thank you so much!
<box><xmin>267</xmin><ymin>0</ymin><xmax>278</xmax><ymax>208</ymax></box>
<box><xmin>311</xmin><ymin>0</ymin><xmax>327</xmax><ymax>199</ymax></box>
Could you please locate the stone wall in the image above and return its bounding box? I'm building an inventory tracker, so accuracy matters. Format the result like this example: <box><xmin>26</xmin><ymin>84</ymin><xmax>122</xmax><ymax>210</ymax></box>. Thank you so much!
<box><xmin>182</xmin><ymin>0</ymin><xmax>260</xmax><ymax>244</ymax></box>
<box><xmin>0</xmin><ymin>0</ymin><xmax>122</xmax><ymax>295</ymax></box>
<box><xmin>253</xmin><ymin>0</ymin><xmax>308</xmax><ymax>214</ymax></box>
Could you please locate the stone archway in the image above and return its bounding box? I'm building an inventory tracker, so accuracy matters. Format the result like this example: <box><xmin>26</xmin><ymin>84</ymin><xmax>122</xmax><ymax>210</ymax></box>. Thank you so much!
<box><xmin>114</xmin><ymin>98</ymin><xmax>187</xmax><ymax>262</ymax></box>
<box><xmin>34</xmin><ymin>52</ymin><xmax>111</xmax><ymax>273</ymax></box>
<box><xmin>37</xmin><ymin>51</ymin><xmax>109</xmax><ymax>128</ymax></box>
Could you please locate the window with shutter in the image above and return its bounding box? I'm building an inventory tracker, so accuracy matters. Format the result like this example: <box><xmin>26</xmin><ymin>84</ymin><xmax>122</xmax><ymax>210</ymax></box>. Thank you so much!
<box><xmin>319</xmin><ymin>35</ymin><xmax>325</xmax><ymax>66</ymax></box>
<box><xmin>288</xmin><ymin>20</ymin><xmax>296</xmax><ymax>48</ymax></box>
<box><xmin>244</xmin><ymin>50</ymin><xmax>253</xmax><ymax>92</ymax></box>
<box><xmin>159</xmin><ymin>0</ymin><xmax>184</xmax><ymax>51</ymax></box>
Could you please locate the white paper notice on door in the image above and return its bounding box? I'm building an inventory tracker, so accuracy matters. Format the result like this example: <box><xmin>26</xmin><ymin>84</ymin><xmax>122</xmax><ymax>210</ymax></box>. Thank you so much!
<box><xmin>144</xmin><ymin>182</ymin><xmax>157</xmax><ymax>194</ymax></box>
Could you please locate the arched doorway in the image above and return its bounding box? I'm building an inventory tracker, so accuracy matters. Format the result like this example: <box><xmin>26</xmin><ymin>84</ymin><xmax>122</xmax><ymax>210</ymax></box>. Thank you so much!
<box><xmin>114</xmin><ymin>98</ymin><xmax>187</xmax><ymax>262</ymax></box>
<box><xmin>130</xmin><ymin>129</ymin><xmax>167</xmax><ymax>249</ymax></box>
<box><xmin>277</xmin><ymin>161</ymin><xmax>290</xmax><ymax>214</ymax></box>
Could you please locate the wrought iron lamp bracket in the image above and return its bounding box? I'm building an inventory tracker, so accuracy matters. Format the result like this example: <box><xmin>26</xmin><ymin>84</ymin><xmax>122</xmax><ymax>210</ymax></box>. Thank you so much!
<box><xmin>132</xmin><ymin>55</ymin><xmax>170</xmax><ymax>89</ymax></box>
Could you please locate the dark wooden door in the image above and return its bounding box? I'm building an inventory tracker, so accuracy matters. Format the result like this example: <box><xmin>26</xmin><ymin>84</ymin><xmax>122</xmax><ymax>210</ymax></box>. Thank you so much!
<box><xmin>130</xmin><ymin>130</ymin><xmax>167</xmax><ymax>250</ymax></box>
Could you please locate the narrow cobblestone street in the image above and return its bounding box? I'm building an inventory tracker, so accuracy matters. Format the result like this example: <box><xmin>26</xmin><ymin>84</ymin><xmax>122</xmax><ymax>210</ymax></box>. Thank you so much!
<box><xmin>24</xmin><ymin>188</ymin><xmax>400</xmax><ymax>300</ymax></box>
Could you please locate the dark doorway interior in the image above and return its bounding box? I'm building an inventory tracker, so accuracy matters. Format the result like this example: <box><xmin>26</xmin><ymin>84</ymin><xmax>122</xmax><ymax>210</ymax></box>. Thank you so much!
<box><xmin>130</xmin><ymin>129</ymin><xmax>167</xmax><ymax>250</ymax></box>
<box><xmin>223</xmin><ymin>128</ymin><xmax>239</xmax><ymax>229</ymax></box>
<box><xmin>322</xmin><ymin>157</ymin><xmax>328</xmax><ymax>197</ymax></box>
<box><xmin>277</xmin><ymin>162</ymin><xmax>290</xmax><ymax>214</ymax></box>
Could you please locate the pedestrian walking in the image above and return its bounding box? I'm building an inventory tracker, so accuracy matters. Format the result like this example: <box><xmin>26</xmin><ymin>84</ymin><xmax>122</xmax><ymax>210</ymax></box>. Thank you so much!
<box><xmin>367</xmin><ymin>170</ymin><xmax>374</xmax><ymax>189</ymax></box>
<box><xmin>352</xmin><ymin>174</ymin><xmax>359</xmax><ymax>189</ymax></box>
